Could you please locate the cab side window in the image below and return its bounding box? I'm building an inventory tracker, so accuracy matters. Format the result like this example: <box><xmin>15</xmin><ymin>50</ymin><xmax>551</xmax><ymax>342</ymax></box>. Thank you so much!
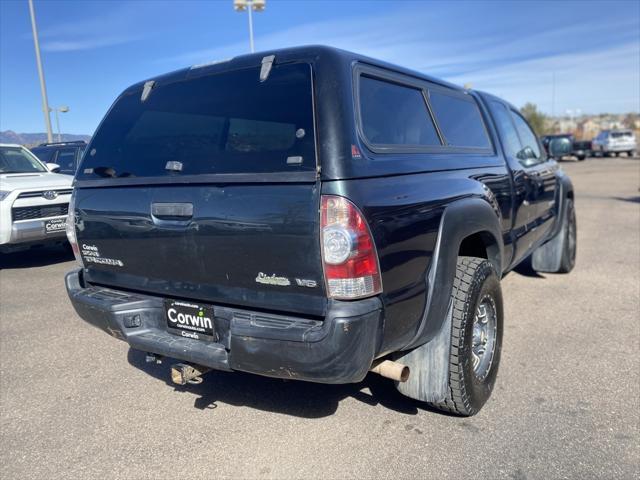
<box><xmin>510</xmin><ymin>111</ymin><xmax>542</xmax><ymax>164</ymax></box>
<box><xmin>489</xmin><ymin>101</ymin><xmax>522</xmax><ymax>159</ymax></box>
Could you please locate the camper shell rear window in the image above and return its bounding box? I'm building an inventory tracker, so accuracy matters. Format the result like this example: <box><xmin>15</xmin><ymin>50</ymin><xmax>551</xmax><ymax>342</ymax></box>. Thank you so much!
<box><xmin>77</xmin><ymin>63</ymin><xmax>316</xmax><ymax>180</ymax></box>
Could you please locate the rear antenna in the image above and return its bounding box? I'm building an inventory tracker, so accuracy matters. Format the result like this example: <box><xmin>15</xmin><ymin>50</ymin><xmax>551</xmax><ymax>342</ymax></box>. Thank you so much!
<box><xmin>141</xmin><ymin>80</ymin><xmax>156</xmax><ymax>102</ymax></box>
<box><xmin>260</xmin><ymin>55</ymin><xmax>275</xmax><ymax>82</ymax></box>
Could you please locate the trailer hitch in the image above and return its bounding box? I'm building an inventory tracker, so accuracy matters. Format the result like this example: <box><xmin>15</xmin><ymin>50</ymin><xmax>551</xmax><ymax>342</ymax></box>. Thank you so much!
<box><xmin>170</xmin><ymin>363</ymin><xmax>211</xmax><ymax>385</ymax></box>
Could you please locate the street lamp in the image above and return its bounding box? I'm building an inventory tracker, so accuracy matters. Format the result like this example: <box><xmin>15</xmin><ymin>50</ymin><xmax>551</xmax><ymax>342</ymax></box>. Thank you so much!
<box><xmin>49</xmin><ymin>106</ymin><xmax>69</xmax><ymax>142</ymax></box>
<box><xmin>28</xmin><ymin>0</ymin><xmax>53</xmax><ymax>143</ymax></box>
<box><xmin>233</xmin><ymin>0</ymin><xmax>265</xmax><ymax>53</ymax></box>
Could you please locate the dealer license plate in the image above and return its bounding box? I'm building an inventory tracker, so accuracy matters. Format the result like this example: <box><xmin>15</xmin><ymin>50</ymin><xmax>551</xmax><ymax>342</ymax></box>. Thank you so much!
<box><xmin>165</xmin><ymin>300</ymin><xmax>215</xmax><ymax>340</ymax></box>
<box><xmin>44</xmin><ymin>218</ymin><xmax>66</xmax><ymax>234</ymax></box>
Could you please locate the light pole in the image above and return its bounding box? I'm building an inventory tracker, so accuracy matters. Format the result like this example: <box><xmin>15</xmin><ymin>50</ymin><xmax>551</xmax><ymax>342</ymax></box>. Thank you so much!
<box><xmin>50</xmin><ymin>106</ymin><xmax>69</xmax><ymax>142</ymax></box>
<box><xmin>233</xmin><ymin>0</ymin><xmax>265</xmax><ymax>53</ymax></box>
<box><xmin>27</xmin><ymin>0</ymin><xmax>53</xmax><ymax>143</ymax></box>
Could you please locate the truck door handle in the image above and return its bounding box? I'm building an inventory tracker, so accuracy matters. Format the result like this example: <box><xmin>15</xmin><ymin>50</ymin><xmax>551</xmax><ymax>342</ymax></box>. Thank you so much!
<box><xmin>151</xmin><ymin>202</ymin><xmax>193</xmax><ymax>219</ymax></box>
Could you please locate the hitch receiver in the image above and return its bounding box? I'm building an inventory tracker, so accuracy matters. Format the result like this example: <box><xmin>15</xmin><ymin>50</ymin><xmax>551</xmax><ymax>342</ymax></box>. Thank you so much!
<box><xmin>170</xmin><ymin>363</ymin><xmax>211</xmax><ymax>385</ymax></box>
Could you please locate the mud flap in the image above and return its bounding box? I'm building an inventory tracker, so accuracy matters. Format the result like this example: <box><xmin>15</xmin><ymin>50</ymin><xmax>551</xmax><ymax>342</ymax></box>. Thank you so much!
<box><xmin>393</xmin><ymin>301</ymin><xmax>452</xmax><ymax>403</ymax></box>
<box><xmin>532</xmin><ymin>200</ymin><xmax>568</xmax><ymax>273</ymax></box>
<box><xmin>531</xmin><ymin>225</ymin><xmax>565</xmax><ymax>272</ymax></box>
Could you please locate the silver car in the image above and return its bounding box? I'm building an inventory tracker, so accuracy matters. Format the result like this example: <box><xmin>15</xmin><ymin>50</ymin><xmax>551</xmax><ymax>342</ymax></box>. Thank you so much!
<box><xmin>592</xmin><ymin>129</ymin><xmax>637</xmax><ymax>157</ymax></box>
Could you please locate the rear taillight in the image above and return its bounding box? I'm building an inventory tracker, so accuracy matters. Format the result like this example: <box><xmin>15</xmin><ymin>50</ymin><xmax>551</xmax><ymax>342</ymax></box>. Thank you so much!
<box><xmin>66</xmin><ymin>190</ymin><xmax>84</xmax><ymax>267</ymax></box>
<box><xmin>320</xmin><ymin>195</ymin><xmax>382</xmax><ymax>299</ymax></box>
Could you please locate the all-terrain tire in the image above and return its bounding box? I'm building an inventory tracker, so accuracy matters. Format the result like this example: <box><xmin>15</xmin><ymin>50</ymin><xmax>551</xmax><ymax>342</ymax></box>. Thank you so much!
<box><xmin>426</xmin><ymin>256</ymin><xmax>503</xmax><ymax>416</ymax></box>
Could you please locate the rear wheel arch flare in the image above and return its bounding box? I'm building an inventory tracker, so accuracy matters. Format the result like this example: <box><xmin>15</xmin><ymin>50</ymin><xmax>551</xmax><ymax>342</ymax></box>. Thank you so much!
<box><xmin>401</xmin><ymin>197</ymin><xmax>504</xmax><ymax>351</ymax></box>
<box><xmin>458</xmin><ymin>231</ymin><xmax>501</xmax><ymax>277</ymax></box>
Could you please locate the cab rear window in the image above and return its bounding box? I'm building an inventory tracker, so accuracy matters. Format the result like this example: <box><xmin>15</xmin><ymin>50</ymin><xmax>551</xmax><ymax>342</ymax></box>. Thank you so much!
<box><xmin>30</xmin><ymin>147</ymin><xmax>55</xmax><ymax>163</ymax></box>
<box><xmin>611</xmin><ymin>131</ymin><xmax>633</xmax><ymax>138</ymax></box>
<box><xmin>77</xmin><ymin>63</ymin><xmax>315</xmax><ymax>179</ymax></box>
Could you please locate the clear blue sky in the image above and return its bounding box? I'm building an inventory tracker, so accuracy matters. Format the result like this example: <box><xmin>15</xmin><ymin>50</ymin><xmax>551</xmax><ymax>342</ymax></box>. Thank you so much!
<box><xmin>1</xmin><ymin>0</ymin><xmax>638</xmax><ymax>135</ymax></box>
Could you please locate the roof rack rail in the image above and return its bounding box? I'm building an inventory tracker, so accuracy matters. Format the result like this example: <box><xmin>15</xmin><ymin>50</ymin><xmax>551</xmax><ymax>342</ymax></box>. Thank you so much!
<box><xmin>37</xmin><ymin>140</ymin><xmax>88</xmax><ymax>147</ymax></box>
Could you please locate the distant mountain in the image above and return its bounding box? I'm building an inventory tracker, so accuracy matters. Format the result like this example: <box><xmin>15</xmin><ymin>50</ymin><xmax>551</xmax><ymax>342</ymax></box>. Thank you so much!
<box><xmin>0</xmin><ymin>130</ymin><xmax>91</xmax><ymax>147</ymax></box>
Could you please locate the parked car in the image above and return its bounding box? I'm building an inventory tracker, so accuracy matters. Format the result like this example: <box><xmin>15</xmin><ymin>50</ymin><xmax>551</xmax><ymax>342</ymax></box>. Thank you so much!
<box><xmin>541</xmin><ymin>134</ymin><xmax>590</xmax><ymax>160</ymax></box>
<box><xmin>591</xmin><ymin>129</ymin><xmax>637</xmax><ymax>157</ymax></box>
<box><xmin>30</xmin><ymin>141</ymin><xmax>87</xmax><ymax>175</ymax></box>
<box><xmin>65</xmin><ymin>46</ymin><xmax>576</xmax><ymax>416</ymax></box>
<box><xmin>0</xmin><ymin>144</ymin><xmax>73</xmax><ymax>253</ymax></box>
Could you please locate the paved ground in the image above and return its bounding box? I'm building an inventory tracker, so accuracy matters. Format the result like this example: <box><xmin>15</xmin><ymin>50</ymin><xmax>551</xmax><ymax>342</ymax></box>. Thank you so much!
<box><xmin>1</xmin><ymin>156</ymin><xmax>638</xmax><ymax>480</ymax></box>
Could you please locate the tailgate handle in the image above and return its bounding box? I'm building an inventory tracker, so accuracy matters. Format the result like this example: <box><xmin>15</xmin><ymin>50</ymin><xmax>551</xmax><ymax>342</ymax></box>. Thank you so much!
<box><xmin>151</xmin><ymin>202</ymin><xmax>193</xmax><ymax>219</ymax></box>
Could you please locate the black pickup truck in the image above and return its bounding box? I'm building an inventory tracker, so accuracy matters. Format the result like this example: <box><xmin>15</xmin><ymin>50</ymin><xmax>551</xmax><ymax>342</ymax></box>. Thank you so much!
<box><xmin>65</xmin><ymin>46</ymin><xmax>576</xmax><ymax>416</ymax></box>
<box><xmin>541</xmin><ymin>134</ymin><xmax>590</xmax><ymax>161</ymax></box>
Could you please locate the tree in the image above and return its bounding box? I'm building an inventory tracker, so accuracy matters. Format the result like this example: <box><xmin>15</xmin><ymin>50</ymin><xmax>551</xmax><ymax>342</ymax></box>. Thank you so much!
<box><xmin>520</xmin><ymin>103</ymin><xmax>549</xmax><ymax>136</ymax></box>
<box><xmin>623</xmin><ymin>113</ymin><xmax>638</xmax><ymax>129</ymax></box>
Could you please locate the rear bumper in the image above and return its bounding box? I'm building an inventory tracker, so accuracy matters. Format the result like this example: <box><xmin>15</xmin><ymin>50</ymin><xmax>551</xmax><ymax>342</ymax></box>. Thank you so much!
<box><xmin>603</xmin><ymin>143</ymin><xmax>636</xmax><ymax>152</ymax></box>
<box><xmin>65</xmin><ymin>269</ymin><xmax>383</xmax><ymax>384</ymax></box>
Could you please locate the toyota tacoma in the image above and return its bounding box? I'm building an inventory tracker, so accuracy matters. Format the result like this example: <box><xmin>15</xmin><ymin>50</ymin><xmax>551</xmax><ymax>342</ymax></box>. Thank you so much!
<box><xmin>65</xmin><ymin>46</ymin><xmax>576</xmax><ymax>416</ymax></box>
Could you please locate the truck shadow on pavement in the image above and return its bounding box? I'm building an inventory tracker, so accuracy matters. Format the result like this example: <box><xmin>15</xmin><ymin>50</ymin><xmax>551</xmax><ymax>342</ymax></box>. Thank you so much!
<box><xmin>512</xmin><ymin>256</ymin><xmax>545</xmax><ymax>279</ymax></box>
<box><xmin>0</xmin><ymin>244</ymin><xmax>73</xmax><ymax>269</ymax></box>
<box><xmin>127</xmin><ymin>348</ymin><xmax>447</xmax><ymax>418</ymax></box>
<box><xmin>613</xmin><ymin>195</ymin><xmax>640</xmax><ymax>204</ymax></box>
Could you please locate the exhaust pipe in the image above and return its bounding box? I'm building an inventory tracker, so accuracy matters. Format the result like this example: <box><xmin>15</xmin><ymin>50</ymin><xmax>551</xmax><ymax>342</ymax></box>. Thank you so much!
<box><xmin>170</xmin><ymin>363</ymin><xmax>211</xmax><ymax>385</ymax></box>
<box><xmin>370</xmin><ymin>359</ymin><xmax>410</xmax><ymax>382</ymax></box>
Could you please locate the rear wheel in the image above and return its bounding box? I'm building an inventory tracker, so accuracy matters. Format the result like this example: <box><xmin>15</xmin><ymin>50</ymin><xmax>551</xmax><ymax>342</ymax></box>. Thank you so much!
<box><xmin>576</xmin><ymin>154</ymin><xmax>586</xmax><ymax>161</ymax></box>
<box><xmin>426</xmin><ymin>257</ymin><xmax>503</xmax><ymax>416</ymax></box>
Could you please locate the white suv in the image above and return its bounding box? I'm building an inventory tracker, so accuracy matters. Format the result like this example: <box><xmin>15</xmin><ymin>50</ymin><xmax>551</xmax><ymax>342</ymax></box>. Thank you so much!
<box><xmin>592</xmin><ymin>129</ymin><xmax>637</xmax><ymax>157</ymax></box>
<box><xmin>0</xmin><ymin>144</ymin><xmax>73</xmax><ymax>253</ymax></box>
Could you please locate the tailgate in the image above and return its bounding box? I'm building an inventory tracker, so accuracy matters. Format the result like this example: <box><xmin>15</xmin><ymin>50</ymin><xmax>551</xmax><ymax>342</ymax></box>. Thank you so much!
<box><xmin>72</xmin><ymin>60</ymin><xmax>326</xmax><ymax>315</ymax></box>
<box><xmin>75</xmin><ymin>183</ymin><xmax>325</xmax><ymax>316</ymax></box>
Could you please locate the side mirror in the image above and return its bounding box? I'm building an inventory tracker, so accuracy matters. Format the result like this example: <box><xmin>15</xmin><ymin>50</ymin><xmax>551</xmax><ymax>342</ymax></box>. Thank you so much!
<box><xmin>548</xmin><ymin>137</ymin><xmax>572</xmax><ymax>159</ymax></box>
<box><xmin>46</xmin><ymin>163</ymin><xmax>61</xmax><ymax>173</ymax></box>
<box><xmin>517</xmin><ymin>146</ymin><xmax>536</xmax><ymax>161</ymax></box>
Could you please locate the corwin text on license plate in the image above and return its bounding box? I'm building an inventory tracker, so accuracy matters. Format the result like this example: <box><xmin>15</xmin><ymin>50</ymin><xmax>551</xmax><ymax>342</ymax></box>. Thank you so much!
<box><xmin>165</xmin><ymin>300</ymin><xmax>215</xmax><ymax>340</ymax></box>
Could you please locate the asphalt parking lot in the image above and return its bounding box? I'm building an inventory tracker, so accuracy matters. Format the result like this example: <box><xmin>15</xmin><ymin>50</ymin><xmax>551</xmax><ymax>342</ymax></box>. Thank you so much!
<box><xmin>1</xmin><ymin>155</ymin><xmax>638</xmax><ymax>480</ymax></box>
